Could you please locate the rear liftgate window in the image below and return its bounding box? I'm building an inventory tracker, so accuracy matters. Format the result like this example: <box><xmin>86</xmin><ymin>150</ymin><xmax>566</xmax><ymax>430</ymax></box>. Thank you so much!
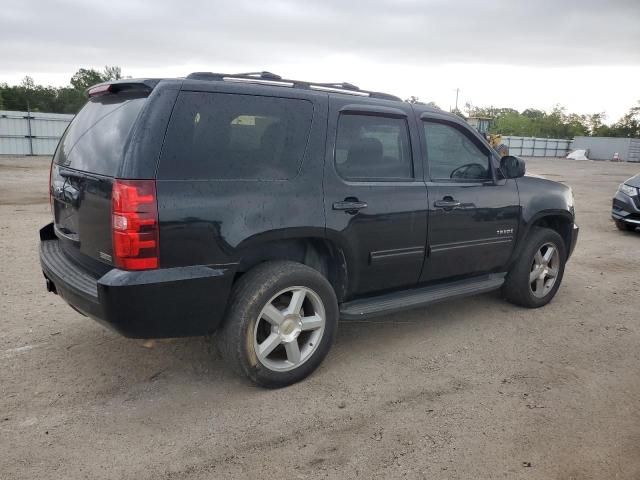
<box><xmin>159</xmin><ymin>92</ymin><xmax>314</xmax><ymax>180</ymax></box>
<box><xmin>54</xmin><ymin>93</ymin><xmax>147</xmax><ymax>177</ymax></box>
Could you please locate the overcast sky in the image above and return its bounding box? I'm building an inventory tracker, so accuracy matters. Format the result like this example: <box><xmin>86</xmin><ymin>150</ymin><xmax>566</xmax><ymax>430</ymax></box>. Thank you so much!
<box><xmin>1</xmin><ymin>0</ymin><xmax>639</xmax><ymax>121</ymax></box>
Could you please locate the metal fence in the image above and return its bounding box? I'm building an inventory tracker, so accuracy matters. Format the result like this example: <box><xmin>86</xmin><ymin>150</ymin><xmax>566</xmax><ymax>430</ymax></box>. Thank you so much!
<box><xmin>572</xmin><ymin>136</ymin><xmax>640</xmax><ymax>162</ymax></box>
<box><xmin>0</xmin><ymin>109</ymin><xmax>634</xmax><ymax>162</ymax></box>
<box><xmin>0</xmin><ymin>110</ymin><xmax>74</xmax><ymax>155</ymax></box>
<box><xmin>501</xmin><ymin>136</ymin><xmax>572</xmax><ymax>157</ymax></box>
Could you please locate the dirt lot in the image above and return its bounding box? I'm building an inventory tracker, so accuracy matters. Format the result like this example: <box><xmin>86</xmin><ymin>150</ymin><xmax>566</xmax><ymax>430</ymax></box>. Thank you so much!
<box><xmin>1</xmin><ymin>155</ymin><xmax>639</xmax><ymax>479</ymax></box>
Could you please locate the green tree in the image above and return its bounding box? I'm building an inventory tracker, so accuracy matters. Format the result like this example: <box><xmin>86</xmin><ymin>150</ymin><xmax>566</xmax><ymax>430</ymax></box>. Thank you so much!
<box><xmin>21</xmin><ymin>76</ymin><xmax>36</xmax><ymax>90</ymax></box>
<box><xmin>493</xmin><ymin>107</ymin><xmax>519</xmax><ymax>116</ymax></box>
<box><xmin>492</xmin><ymin>112</ymin><xmax>533</xmax><ymax>136</ymax></box>
<box><xmin>0</xmin><ymin>66</ymin><xmax>126</xmax><ymax>114</ymax></box>
<box><xmin>488</xmin><ymin>105</ymin><xmax>591</xmax><ymax>139</ymax></box>
<box><xmin>102</xmin><ymin>65</ymin><xmax>123</xmax><ymax>81</ymax></box>
<box><xmin>404</xmin><ymin>95</ymin><xmax>423</xmax><ymax>104</ymax></box>
<box><xmin>466</xmin><ymin>105</ymin><xmax>518</xmax><ymax>119</ymax></box>
<box><xmin>521</xmin><ymin>108</ymin><xmax>545</xmax><ymax>119</ymax></box>
<box><xmin>69</xmin><ymin>65</ymin><xmax>125</xmax><ymax>94</ymax></box>
<box><xmin>70</xmin><ymin>68</ymin><xmax>105</xmax><ymax>91</ymax></box>
<box><xmin>52</xmin><ymin>87</ymin><xmax>85</xmax><ymax>114</ymax></box>
<box><xmin>451</xmin><ymin>108</ymin><xmax>465</xmax><ymax>119</ymax></box>
<box><xmin>585</xmin><ymin>112</ymin><xmax>607</xmax><ymax>136</ymax></box>
<box><xmin>404</xmin><ymin>96</ymin><xmax>440</xmax><ymax>109</ymax></box>
<box><xmin>610</xmin><ymin>102</ymin><xmax>640</xmax><ymax>137</ymax></box>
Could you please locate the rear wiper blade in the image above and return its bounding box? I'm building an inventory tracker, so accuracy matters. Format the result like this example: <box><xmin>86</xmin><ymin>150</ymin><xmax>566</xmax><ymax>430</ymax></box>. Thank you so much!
<box><xmin>58</xmin><ymin>168</ymin><xmax>107</xmax><ymax>183</ymax></box>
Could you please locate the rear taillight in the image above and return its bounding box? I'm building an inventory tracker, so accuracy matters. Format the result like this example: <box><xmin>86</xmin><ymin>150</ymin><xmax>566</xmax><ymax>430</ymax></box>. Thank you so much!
<box><xmin>111</xmin><ymin>179</ymin><xmax>159</xmax><ymax>270</ymax></box>
<box><xmin>87</xmin><ymin>84</ymin><xmax>112</xmax><ymax>97</ymax></box>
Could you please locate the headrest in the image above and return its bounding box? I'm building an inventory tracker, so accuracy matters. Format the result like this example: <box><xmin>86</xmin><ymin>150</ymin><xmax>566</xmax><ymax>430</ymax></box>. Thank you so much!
<box><xmin>347</xmin><ymin>137</ymin><xmax>383</xmax><ymax>166</ymax></box>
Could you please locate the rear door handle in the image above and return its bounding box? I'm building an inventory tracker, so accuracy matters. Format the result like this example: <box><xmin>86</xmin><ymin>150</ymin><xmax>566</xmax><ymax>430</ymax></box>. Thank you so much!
<box><xmin>333</xmin><ymin>198</ymin><xmax>368</xmax><ymax>215</ymax></box>
<box><xmin>434</xmin><ymin>199</ymin><xmax>461</xmax><ymax>209</ymax></box>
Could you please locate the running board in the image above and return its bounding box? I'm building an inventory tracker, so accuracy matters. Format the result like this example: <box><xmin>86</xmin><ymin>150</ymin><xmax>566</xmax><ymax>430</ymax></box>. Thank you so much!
<box><xmin>340</xmin><ymin>273</ymin><xmax>506</xmax><ymax>320</ymax></box>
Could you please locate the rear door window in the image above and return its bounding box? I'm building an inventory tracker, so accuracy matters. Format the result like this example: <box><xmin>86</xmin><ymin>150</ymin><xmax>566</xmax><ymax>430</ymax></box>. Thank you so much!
<box><xmin>54</xmin><ymin>93</ymin><xmax>146</xmax><ymax>176</ymax></box>
<box><xmin>158</xmin><ymin>92</ymin><xmax>314</xmax><ymax>180</ymax></box>
<box><xmin>335</xmin><ymin>114</ymin><xmax>413</xmax><ymax>181</ymax></box>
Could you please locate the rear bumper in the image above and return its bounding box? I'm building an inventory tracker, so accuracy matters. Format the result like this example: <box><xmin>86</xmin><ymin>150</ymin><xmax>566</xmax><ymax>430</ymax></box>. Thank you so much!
<box><xmin>611</xmin><ymin>191</ymin><xmax>640</xmax><ymax>226</ymax></box>
<box><xmin>40</xmin><ymin>228</ymin><xmax>235</xmax><ymax>338</ymax></box>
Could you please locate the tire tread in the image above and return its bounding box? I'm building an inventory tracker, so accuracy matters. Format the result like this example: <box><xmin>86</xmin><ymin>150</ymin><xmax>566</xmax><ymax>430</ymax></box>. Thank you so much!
<box><xmin>217</xmin><ymin>261</ymin><xmax>338</xmax><ymax>388</ymax></box>
<box><xmin>502</xmin><ymin>227</ymin><xmax>566</xmax><ymax>308</ymax></box>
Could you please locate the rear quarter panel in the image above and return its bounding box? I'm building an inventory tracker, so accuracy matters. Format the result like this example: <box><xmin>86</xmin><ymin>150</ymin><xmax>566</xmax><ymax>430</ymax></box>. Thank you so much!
<box><xmin>119</xmin><ymin>80</ymin><xmax>182</xmax><ymax>179</ymax></box>
<box><xmin>156</xmin><ymin>84</ymin><xmax>329</xmax><ymax>267</ymax></box>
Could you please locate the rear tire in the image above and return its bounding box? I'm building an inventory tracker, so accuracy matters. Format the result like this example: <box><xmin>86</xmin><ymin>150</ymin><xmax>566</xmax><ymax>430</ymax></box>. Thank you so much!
<box><xmin>502</xmin><ymin>227</ymin><xmax>566</xmax><ymax>308</ymax></box>
<box><xmin>217</xmin><ymin>261</ymin><xmax>338</xmax><ymax>388</ymax></box>
<box><xmin>615</xmin><ymin>219</ymin><xmax>636</xmax><ymax>231</ymax></box>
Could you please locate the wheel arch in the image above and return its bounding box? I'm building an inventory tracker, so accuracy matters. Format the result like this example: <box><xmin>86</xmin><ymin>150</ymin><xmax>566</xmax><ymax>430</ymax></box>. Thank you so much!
<box><xmin>529</xmin><ymin>211</ymin><xmax>573</xmax><ymax>253</ymax></box>
<box><xmin>235</xmin><ymin>234</ymin><xmax>349</xmax><ymax>302</ymax></box>
<box><xmin>510</xmin><ymin>210</ymin><xmax>573</xmax><ymax>266</ymax></box>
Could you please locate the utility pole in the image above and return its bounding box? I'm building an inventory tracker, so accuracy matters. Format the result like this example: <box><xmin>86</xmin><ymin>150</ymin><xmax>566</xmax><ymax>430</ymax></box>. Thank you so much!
<box><xmin>454</xmin><ymin>88</ymin><xmax>459</xmax><ymax>112</ymax></box>
<box><xmin>26</xmin><ymin>100</ymin><xmax>33</xmax><ymax>157</ymax></box>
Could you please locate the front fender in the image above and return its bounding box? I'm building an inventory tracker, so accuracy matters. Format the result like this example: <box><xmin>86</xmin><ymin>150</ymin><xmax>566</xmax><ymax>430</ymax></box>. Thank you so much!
<box><xmin>510</xmin><ymin>175</ymin><xmax>576</xmax><ymax>265</ymax></box>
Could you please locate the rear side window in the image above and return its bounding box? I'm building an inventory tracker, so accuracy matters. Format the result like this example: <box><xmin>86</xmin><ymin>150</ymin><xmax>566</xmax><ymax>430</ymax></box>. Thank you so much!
<box><xmin>335</xmin><ymin>114</ymin><xmax>412</xmax><ymax>181</ymax></box>
<box><xmin>159</xmin><ymin>92</ymin><xmax>314</xmax><ymax>180</ymax></box>
<box><xmin>54</xmin><ymin>94</ymin><xmax>146</xmax><ymax>176</ymax></box>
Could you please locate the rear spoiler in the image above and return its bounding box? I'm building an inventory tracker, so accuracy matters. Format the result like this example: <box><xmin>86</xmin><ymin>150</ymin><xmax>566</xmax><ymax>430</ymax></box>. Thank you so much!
<box><xmin>86</xmin><ymin>79</ymin><xmax>160</xmax><ymax>97</ymax></box>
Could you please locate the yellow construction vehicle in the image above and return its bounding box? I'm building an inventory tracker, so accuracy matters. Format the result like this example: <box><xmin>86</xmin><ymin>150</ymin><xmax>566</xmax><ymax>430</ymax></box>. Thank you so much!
<box><xmin>466</xmin><ymin>116</ymin><xmax>510</xmax><ymax>157</ymax></box>
<box><xmin>487</xmin><ymin>133</ymin><xmax>509</xmax><ymax>157</ymax></box>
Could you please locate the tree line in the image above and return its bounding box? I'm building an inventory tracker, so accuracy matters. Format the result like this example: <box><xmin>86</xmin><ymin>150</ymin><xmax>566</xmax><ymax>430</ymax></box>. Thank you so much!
<box><xmin>407</xmin><ymin>97</ymin><xmax>639</xmax><ymax>139</ymax></box>
<box><xmin>1</xmin><ymin>69</ymin><xmax>638</xmax><ymax>139</ymax></box>
<box><xmin>467</xmin><ymin>104</ymin><xmax>640</xmax><ymax>139</ymax></box>
<box><xmin>0</xmin><ymin>66</ymin><xmax>123</xmax><ymax>114</ymax></box>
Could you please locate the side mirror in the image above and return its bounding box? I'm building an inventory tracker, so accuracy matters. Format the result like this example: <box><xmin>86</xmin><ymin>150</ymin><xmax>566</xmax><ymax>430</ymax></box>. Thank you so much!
<box><xmin>500</xmin><ymin>155</ymin><xmax>526</xmax><ymax>179</ymax></box>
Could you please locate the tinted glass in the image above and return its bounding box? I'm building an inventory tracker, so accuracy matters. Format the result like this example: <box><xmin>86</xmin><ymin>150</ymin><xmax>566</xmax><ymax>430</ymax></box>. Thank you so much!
<box><xmin>335</xmin><ymin>114</ymin><xmax>412</xmax><ymax>181</ymax></box>
<box><xmin>424</xmin><ymin>122</ymin><xmax>491</xmax><ymax>180</ymax></box>
<box><xmin>54</xmin><ymin>93</ymin><xmax>146</xmax><ymax>176</ymax></box>
<box><xmin>159</xmin><ymin>92</ymin><xmax>313</xmax><ymax>180</ymax></box>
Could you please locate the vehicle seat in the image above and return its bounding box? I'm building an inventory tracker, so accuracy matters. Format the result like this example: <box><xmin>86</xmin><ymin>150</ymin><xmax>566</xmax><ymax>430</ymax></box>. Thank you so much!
<box><xmin>343</xmin><ymin>137</ymin><xmax>384</xmax><ymax>178</ymax></box>
<box><xmin>260</xmin><ymin>122</ymin><xmax>286</xmax><ymax>163</ymax></box>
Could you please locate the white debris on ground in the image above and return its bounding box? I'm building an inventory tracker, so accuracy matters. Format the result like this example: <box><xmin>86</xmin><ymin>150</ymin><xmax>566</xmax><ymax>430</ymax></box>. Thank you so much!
<box><xmin>567</xmin><ymin>149</ymin><xmax>589</xmax><ymax>160</ymax></box>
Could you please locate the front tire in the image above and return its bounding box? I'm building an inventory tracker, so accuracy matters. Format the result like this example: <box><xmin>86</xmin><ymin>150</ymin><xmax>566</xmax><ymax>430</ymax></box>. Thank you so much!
<box><xmin>502</xmin><ymin>227</ymin><xmax>566</xmax><ymax>308</ymax></box>
<box><xmin>217</xmin><ymin>261</ymin><xmax>338</xmax><ymax>388</ymax></box>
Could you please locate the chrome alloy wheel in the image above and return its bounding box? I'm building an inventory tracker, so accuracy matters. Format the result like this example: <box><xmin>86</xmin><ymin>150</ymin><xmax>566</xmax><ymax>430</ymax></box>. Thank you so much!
<box><xmin>529</xmin><ymin>242</ymin><xmax>560</xmax><ymax>298</ymax></box>
<box><xmin>253</xmin><ymin>286</ymin><xmax>326</xmax><ymax>372</ymax></box>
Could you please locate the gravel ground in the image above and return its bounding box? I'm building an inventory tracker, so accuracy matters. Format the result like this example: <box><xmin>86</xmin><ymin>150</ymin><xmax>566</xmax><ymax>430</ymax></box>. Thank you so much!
<box><xmin>1</xmin><ymin>155</ymin><xmax>639</xmax><ymax>480</ymax></box>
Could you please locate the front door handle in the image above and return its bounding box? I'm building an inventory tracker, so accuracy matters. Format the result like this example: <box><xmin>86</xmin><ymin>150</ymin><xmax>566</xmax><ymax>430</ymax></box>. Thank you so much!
<box><xmin>333</xmin><ymin>198</ymin><xmax>368</xmax><ymax>215</ymax></box>
<box><xmin>434</xmin><ymin>198</ymin><xmax>461</xmax><ymax>210</ymax></box>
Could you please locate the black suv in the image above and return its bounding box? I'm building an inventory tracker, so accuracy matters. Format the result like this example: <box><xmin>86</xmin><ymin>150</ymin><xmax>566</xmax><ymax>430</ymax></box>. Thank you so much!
<box><xmin>40</xmin><ymin>72</ymin><xmax>579</xmax><ymax>387</ymax></box>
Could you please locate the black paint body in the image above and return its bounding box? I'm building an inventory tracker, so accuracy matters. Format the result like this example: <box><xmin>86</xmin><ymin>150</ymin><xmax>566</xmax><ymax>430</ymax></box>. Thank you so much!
<box><xmin>40</xmin><ymin>77</ymin><xmax>579</xmax><ymax>338</ymax></box>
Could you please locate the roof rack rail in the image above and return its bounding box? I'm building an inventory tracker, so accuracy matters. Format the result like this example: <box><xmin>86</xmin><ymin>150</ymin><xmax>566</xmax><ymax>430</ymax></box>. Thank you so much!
<box><xmin>232</xmin><ymin>71</ymin><xmax>283</xmax><ymax>80</ymax></box>
<box><xmin>185</xmin><ymin>71</ymin><xmax>401</xmax><ymax>101</ymax></box>
<box><xmin>314</xmin><ymin>82</ymin><xmax>360</xmax><ymax>91</ymax></box>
